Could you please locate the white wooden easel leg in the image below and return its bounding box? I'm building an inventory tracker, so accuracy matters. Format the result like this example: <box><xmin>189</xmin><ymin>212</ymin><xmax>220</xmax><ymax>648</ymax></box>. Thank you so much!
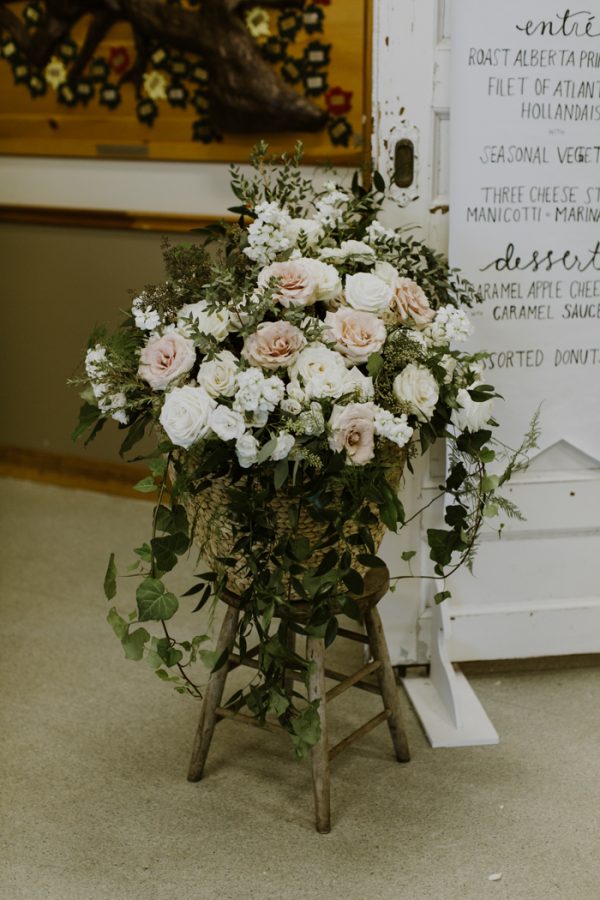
<box><xmin>401</xmin><ymin>586</ymin><xmax>499</xmax><ymax>748</ymax></box>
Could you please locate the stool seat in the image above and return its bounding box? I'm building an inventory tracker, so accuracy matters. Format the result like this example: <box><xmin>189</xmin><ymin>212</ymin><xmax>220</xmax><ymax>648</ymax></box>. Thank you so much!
<box><xmin>186</xmin><ymin>567</ymin><xmax>410</xmax><ymax>833</ymax></box>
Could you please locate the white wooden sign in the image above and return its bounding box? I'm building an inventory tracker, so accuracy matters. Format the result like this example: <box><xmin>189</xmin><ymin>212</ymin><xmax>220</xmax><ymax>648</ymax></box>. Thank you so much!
<box><xmin>449</xmin><ymin>1</ymin><xmax>600</xmax><ymax>458</ymax></box>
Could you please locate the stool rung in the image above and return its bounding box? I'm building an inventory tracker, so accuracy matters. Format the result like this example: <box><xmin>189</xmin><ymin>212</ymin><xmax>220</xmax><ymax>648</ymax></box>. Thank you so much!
<box><xmin>337</xmin><ymin>627</ymin><xmax>369</xmax><ymax>644</ymax></box>
<box><xmin>326</xmin><ymin>660</ymin><xmax>382</xmax><ymax>702</ymax></box>
<box><xmin>215</xmin><ymin>706</ymin><xmax>285</xmax><ymax>734</ymax></box>
<box><xmin>328</xmin><ymin>709</ymin><xmax>392</xmax><ymax>762</ymax></box>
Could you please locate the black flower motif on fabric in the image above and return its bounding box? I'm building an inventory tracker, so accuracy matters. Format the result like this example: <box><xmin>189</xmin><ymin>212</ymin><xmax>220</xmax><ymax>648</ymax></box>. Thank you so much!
<box><xmin>0</xmin><ymin>0</ymin><xmax>356</xmax><ymax>147</ymax></box>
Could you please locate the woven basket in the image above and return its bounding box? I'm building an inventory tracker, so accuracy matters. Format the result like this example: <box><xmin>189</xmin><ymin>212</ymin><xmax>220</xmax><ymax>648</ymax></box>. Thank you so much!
<box><xmin>175</xmin><ymin>450</ymin><xmax>405</xmax><ymax>597</ymax></box>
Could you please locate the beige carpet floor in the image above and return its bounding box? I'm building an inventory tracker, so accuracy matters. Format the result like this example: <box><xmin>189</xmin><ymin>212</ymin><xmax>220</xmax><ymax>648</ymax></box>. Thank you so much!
<box><xmin>1</xmin><ymin>476</ymin><xmax>599</xmax><ymax>900</ymax></box>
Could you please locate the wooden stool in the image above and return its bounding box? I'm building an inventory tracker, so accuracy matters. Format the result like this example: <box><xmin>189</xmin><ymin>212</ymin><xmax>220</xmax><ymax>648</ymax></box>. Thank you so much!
<box><xmin>187</xmin><ymin>568</ymin><xmax>410</xmax><ymax>833</ymax></box>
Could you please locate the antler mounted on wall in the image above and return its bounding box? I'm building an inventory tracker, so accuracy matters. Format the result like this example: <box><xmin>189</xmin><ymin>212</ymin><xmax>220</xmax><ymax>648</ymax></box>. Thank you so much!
<box><xmin>0</xmin><ymin>0</ymin><xmax>328</xmax><ymax>133</ymax></box>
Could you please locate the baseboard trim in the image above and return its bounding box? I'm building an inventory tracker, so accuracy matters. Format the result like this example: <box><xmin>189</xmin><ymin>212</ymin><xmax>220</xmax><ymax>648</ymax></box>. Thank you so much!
<box><xmin>0</xmin><ymin>445</ymin><xmax>149</xmax><ymax>500</ymax></box>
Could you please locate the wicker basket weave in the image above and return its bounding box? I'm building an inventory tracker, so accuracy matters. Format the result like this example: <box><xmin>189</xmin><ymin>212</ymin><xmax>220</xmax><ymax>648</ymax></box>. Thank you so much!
<box><xmin>175</xmin><ymin>450</ymin><xmax>406</xmax><ymax>597</ymax></box>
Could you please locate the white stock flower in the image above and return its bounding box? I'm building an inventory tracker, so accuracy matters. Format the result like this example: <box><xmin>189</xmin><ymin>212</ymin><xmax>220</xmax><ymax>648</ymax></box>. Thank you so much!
<box><xmin>365</xmin><ymin>220</ymin><xmax>397</xmax><ymax>243</ymax></box>
<box><xmin>235</xmin><ymin>432</ymin><xmax>259</xmax><ymax>468</ymax></box>
<box><xmin>393</xmin><ymin>364</ymin><xmax>440</xmax><ymax>421</ymax></box>
<box><xmin>233</xmin><ymin>368</ymin><xmax>265</xmax><ymax>413</ymax></box>
<box><xmin>424</xmin><ymin>306</ymin><xmax>473</xmax><ymax>346</ymax></box>
<box><xmin>451</xmin><ymin>386</ymin><xmax>494</xmax><ymax>433</ymax></box>
<box><xmin>440</xmin><ymin>355</ymin><xmax>458</xmax><ymax>384</ymax></box>
<box><xmin>271</xmin><ymin>431</ymin><xmax>296</xmax><ymax>461</ymax></box>
<box><xmin>243</xmin><ymin>201</ymin><xmax>292</xmax><ymax>265</ymax></box>
<box><xmin>209</xmin><ymin>405</ymin><xmax>246</xmax><ymax>442</ymax></box>
<box><xmin>344</xmin><ymin>272</ymin><xmax>394</xmax><ymax>316</ymax></box>
<box><xmin>261</xmin><ymin>375</ymin><xmax>286</xmax><ymax>410</ymax></box>
<box><xmin>98</xmin><ymin>391</ymin><xmax>129</xmax><ymax>425</ymax></box>
<box><xmin>301</xmin><ymin>258</ymin><xmax>342</xmax><ymax>304</ymax></box>
<box><xmin>314</xmin><ymin>189</ymin><xmax>351</xmax><ymax>226</ymax></box>
<box><xmin>178</xmin><ymin>300</ymin><xmax>230</xmax><ymax>343</ymax></box>
<box><xmin>324</xmin><ymin>307</ymin><xmax>386</xmax><ymax>366</ymax></box>
<box><xmin>132</xmin><ymin>295</ymin><xmax>161</xmax><ymax>331</ymax></box>
<box><xmin>196</xmin><ymin>350</ymin><xmax>239</xmax><ymax>397</ymax></box>
<box><xmin>85</xmin><ymin>345</ymin><xmax>107</xmax><ymax>380</ymax></box>
<box><xmin>159</xmin><ymin>385</ymin><xmax>216</xmax><ymax>449</ymax></box>
<box><xmin>374</xmin><ymin>407</ymin><xmax>413</xmax><ymax>448</ymax></box>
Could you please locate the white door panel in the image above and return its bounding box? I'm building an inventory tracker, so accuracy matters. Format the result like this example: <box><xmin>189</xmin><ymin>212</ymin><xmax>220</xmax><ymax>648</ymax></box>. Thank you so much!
<box><xmin>373</xmin><ymin>0</ymin><xmax>600</xmax><ymax>664</ymax></box>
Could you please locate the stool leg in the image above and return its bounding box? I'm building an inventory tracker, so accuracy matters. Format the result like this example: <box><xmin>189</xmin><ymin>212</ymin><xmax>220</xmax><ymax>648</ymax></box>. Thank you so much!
<box><xmin>364</xmin><ymin>606</ymin><xmax>411</xmax><ymax>763</ymax></box>
<box><xmin>187</xmin><ymin>603</ymin><xmax>239</xmax><ymax>782</ymax></box>
<box><xmin>306</xmin><ymin>635</ymin><xmax>331</xmax><ymax>834</ymax></box>
<box><xmin>284</xmin><ymin>625</ymin><xmax>296</xmax><ymax>699</ymax></box>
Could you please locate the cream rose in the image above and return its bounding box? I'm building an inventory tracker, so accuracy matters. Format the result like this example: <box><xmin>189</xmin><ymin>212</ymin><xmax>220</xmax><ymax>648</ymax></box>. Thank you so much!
<box><xmin>196</xmin><ymin>350</ymin><xmax>238</xmax><ymax>397</ymax></box>
<box><xmin>301</xmin><ymin>258</ymin><xmax>343</xmax><ymax>304</ymax></box>
<box><xmin>320</xmin><ymin>240</ymin><xmax>376</xmax><ymax>264</ymax></box>
<box><xmin>159</xmin><ymin>385</ymin><xmax>216</xmax><ymax>448</ymax></box>
<box><xmin>328</xmin><ymin>403</ymin><xmax>376</xmax><ymax>466</ymax></box>
<box><xmin>344</xmin><ymin>272</ymin><xmax>395</xmax><ymax>316</ymax></box>
<box><xmin>393</xmin><ymin>364</ymin><xmax>439</xmax><ymax>421</ymax></box>
<box><xmin>242</xmin><ymin>321</ymin><xmax>306</xmax><ymax>370</ymax></box>
<box><xmin>138</xmin><ymin>331</ymin><xmax>196</xmax><ymax>391</ymax></box>
<box><xmin>271</xmin><ymin>431</ymin><xmax>296</xmax><ymax>461</ymax></box>
<box><xmin>178</xmin><ymin>300</ymin><xmax>230</xmax><ymax>342</ymax></box>
<box><xmin>374</xmin><ymin>262</ymin><xmax>435</xmax><ymax>327</ymax></box>
<box><xmin>324</xmin><ymin>308</ymin><xmax>386</xmax><ymax>366</ymax></box>
<box><xmin>451</xmin><ymin>385</ymin><xmax>494</xmax><ymax>433</ymax></box>
<box><xmin>257</xmin><ymin>260</ymin><xmax>318</xmax><ymax>308</ymax></box>
<box><xmin>235</xmin><ymin>432</ymin><xmax>259</xmax><ymax>468</ymax></box>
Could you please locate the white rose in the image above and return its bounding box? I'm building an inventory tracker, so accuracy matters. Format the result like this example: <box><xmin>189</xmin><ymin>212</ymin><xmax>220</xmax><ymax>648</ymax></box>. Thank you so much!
<box><xmin>271</xmin><ymin>431</ymin><xmax>296</xmax><ymax>461</ymax></box>
<box><xmin>290</xmin><ymin>342</ymin><xmax>347</xmax><ymax>384</ymax></box>
<box><xmin>159</xmin><ymin>385</ymin><xmax>216</xmax><ymax>449</ymax></box>
<box><xmin>451</xmin><ymin>386</ymin><xmax>495</xmax><ymax>433</ymax></box>
<box><xmin>343</xmin><ymin>367</ymin><xmax>375</xmax><ymax>401</ymax></box>
<box><xmin>301</xmin><ymin>258</ymin><xmax>342</xmax><ymax>304</ymax></box>
<box><xmin>280</xmin><ymin>398</ymin><xmax>302</xmax><ymax>415</ymax></box>
<box><xmin>344</xmin><ymin>273</ymin><xmax>395</xmax><ymax>316</ymax></box>
<box><xmin>393</xmin><ymin>364</ymin><xmax>440</xmax><ymax>422</ymax></box>
<box><xmin>196</xmin><ymin>350</ymin><xmax>239</xmax><ymax>397</ymax></box>
<box><xmin>209</xmin><ymin>405</ymin><xmax>246</xmax><ymax>442</ymax></box>
<box><xmin>286</xmin><ymin>380</ymin><xmax>306</xmax><ymax>404</ymax></box>
<box><xmin>324</xmin><ymin>307</ymin><xmax>387</xmax><ymax>366</ymax></box>
<box><xmin>286</xmin><ymin>217</ymin><xmax>323</xmax><ymax>247</ymax></box>
<box><xmin>320</xmin><ymin>240</ymin><xmax>376</xmax><ymax>264</ymax></box>
<box><xmin>235</xmin><ymin>432</ymin><xmax>259</xmax><ymax>468</ymax></box>
<box><xmin>178</xmin><ymin>300</ymin><xmax>230</xmax><ymax>342</ymax></box>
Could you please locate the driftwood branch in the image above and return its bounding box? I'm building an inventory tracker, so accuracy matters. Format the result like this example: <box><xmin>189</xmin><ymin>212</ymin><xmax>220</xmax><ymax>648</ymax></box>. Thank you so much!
<box><xmin>0</xmin><ymin>0</ymin><xmax>328</xmax><ymax>133</ymax></box>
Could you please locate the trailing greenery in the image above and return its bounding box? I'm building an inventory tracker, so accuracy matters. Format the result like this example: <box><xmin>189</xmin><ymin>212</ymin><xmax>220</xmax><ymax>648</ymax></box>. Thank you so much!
<box><xmin>73</xmin><ymin>144</ymin><xmax>537</xmax><ymax>758</ymax></box>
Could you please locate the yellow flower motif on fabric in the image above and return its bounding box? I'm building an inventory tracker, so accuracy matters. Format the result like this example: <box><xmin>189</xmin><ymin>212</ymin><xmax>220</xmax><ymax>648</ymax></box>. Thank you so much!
<box><xmin>44</xmin><ymin>57</ymin><xmax>67</xmax><ymax>91</ymax></box>
<box><xmin>245</xmin><ymin>7</ymin><xmax>271</xmax><ymax>39</ymax></box>
<box><xmin>143</xmin><ymin>70</ymin><xmax>167</xmax><ymax>101</ymax></box>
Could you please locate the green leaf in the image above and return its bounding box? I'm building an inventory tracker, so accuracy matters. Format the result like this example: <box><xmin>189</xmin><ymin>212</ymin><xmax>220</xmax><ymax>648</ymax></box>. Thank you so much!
<box><xmin>122</xmin><ymin>627</ymin><xmax>150</xmax><ymax>661</ymax></box>
<box><xmin>342</xmin><ymin>569</ymin><xmax>364</xmax><ymax>595</ymax></box>
<box><xmin>155</xmin><ymin>637</ymin><xmax>183</xmax><ymax>668</ymax></box>
<box><xmin>133</xmin><ymin>476</ymin><xmax>157</xmax><ymax>494</ymax></box>
<box><xmin>290</xmin><ymin>703</ymin><xmax>322</xmax><ymax>759</ymax></box>
<box><xmin>103</xmin><ymin>553</ymin><xmax>117</xmax><ymax>600</ymax></box>
<box><xmin>445</xmin><ymin>504</ymin><xmax>467</xmax><ymax>527</ymax></box>
<box><xmin>134</xmin><ymin>543</ymin><xmax>152</xmax><ymax>563</ymax></box>
<box><xmin>366</xmin><ymin>352</ymin><xmax>384</xmax><ymax>377</ymax></box>
<box><xmin>273</xmin><ymin>459</ymin><xmax>289</xmax><ymax>489</ymax></box>
<box><xmin>339</xmin><ymin>595</ymin><xmax>361</xmax><ymax>620</ymax></box>
<box><xmin>481</xmin><ymin>474</ymin><xmax>500</xmax><ymax>493</ymax></box>
<box><xmin>269</xmin><ymin>689</ymin><xmax>290</xmax><ymax>717</ymax></box>
<box><xmin>401</xmin><ymin>551</ymin><xmax>416</xmax><ymax>562</ymax></box>
<box><xmin>148</xmin><ymin>456</ymin><xmax>168</xmax><ymax>478</ymax></box>
<box><xmin>484</xmin><ymin>501</ymin><xmax>499</xmax><ymax>518</ymax></box>
<box><xmin>119</xmin><ymin>415</ymin><xmax>149</xmax><ymax>458</ymax></box>
<box><xmin>372</xmin><ymin>170</ymin><xmax>386</xmax><ymax>193</ymax></box>
<box><xmin>72</xmin><ymin>401</ymin><xmax>101</xmax><ymax>443</ymax></box>
<box><xmin>256</xmin><ymin>437</ymin><xmax>278</xmax><ymax>464</ymax></box>
<box><xmin>325</xmin><ymin>617</ymin><xmax>338</xmax><ymax>648</ymax></box>
<box><xmin>434</xmin><ymin>590</ymin><xmax>452</xmax><ymax>604</ymax></box>
<box><xmin>290</xmin><ymin>536</ymin><xmax>311</xmax><ymax>562</ymax></box>
<box><xmin>356</xmin><ymin>553</ymin><xmax>386</xmax><ymax>569</ymax></box>
<box><xmin>136</xmin><ymin>578</ymin><xmax>179</xmax><ymax>621</ymax></box>
<box><xmin>107</xmin><ymin>606</ymin><xmax>127</xmax><ymax>641</ymax></box>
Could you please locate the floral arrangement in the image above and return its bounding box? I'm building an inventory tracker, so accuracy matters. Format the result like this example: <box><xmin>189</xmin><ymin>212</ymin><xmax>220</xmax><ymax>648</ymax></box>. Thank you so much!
<box><xmin>74</xmin><ymin>144</ymin><xmax>535</xmax><ymax>758</ymax></box>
